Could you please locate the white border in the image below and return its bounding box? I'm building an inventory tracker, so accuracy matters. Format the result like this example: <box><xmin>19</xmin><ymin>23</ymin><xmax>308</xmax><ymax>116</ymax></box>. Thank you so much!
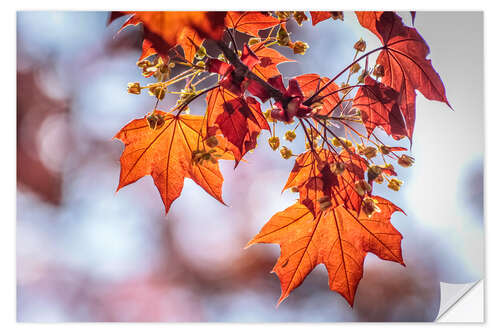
<box><xmin>5</xmin><ymin>0</ymin><xmax>498</xmax><ymax>331</ymax></box>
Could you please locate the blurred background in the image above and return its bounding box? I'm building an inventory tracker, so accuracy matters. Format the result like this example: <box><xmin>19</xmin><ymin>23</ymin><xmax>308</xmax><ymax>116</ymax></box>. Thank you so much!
<box><xmin>16</xmin><ymin>11</ymin><xmax>484</xmax><ymax>322</ymax></box>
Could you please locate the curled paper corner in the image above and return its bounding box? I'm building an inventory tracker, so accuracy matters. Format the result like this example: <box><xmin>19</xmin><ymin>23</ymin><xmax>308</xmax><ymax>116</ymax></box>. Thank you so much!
<box><xmin>436</xmin><ymin>280</ymin><xmax>483</xmax><ymax>322</ymax></box>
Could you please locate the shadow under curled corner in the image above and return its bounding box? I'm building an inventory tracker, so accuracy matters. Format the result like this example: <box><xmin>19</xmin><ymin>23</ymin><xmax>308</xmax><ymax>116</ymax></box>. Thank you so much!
<box><xmin>436</xmin><ymin>280</ymin><xmax>484</xmax><ymax>322</ymax></box>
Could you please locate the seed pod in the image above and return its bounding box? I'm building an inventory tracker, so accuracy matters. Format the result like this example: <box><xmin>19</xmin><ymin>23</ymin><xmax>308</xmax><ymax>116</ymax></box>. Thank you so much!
<box><xmin>331</xmin><ymin>11</ymin><xmax>344</xmax><ymax>21</ymax></box>
<box><xmin>127</xmin><ymin>82</ymin><xmax>141</xmax><ymax>95</ymax></box>
<box><xmin>276</xmin><ymin>11</ymin><xmax>292</xmax><ymax>20</ymax></box>
<box><xmin>398</xmin><ymin>154</ymin><xmax>415</xmax><ymax>167</ymax></box>
<box><xmin>362</xmin><ymin>197</ymin><xmax>380</xmax><ymax>217</ymax></box>
<box><xmin>350</xmin><ymin>63</ymin><xmax>361</xmax><ymax>74</ymax></box>
<box><xmin>293</xmin><ymin>11</ymin><xmax>308</xmax><ymax>26</ymax></box>
<box><xmin>284</xmin><ymin>130</ymin><xmax>296</xmax><ymax>142</ymax></box>
<box><xmin>374</xmin><ymin>175</ymin><xmax>384</xmax><ymax>184</ymax></box>
<box><xmin>330</xmin><ymin>162</ymin><xmax>345</xmax><ymax>175</ymax></box>
<box><xmin>354</xmin><ymin>180</ymin><xmax>372</xmax><ymax>196</ymax></box>
<box><xmin>387</xmin><ymin>178</ymin><xmax>403</xmax><ymax>191</ymax></box>
<box><xmin>354</xmin><ymin>38</ymin><xmax>366</xmax><ymax>52</ymax></box>
<box><xmin>277</xmin><ymin>26</ymin><xmax>291</xmax><ymax>46</ymax></box>
<box><xmin>292</xmin><ymin>41</ymin><xmax>309</xmax><ymax>55</ymax></box>
<box><xmin>149</xmin><ymin>86</ymin><xmax>166</xmax><ymax>100</ymax></box>
<box><xmin>360</xmin><ymin>146</ymin><xmax>378</xmax><ymax>159</ymax></box>
<box><xmin>379</xmin><ymin>145</ymin><xmax>391</xmax><ymax>155</ymax></box>
<box><xmin>268</xmin><ymin>136</ymin><xmax>280</xmax><ymax>151</ymax></box>
<box><xmin>280</xmin><ymin>146</ymin><xmax>293</xmax><ymax>159</ymax></box>
<box><xmin>367</xmin><ymin>165</ymin><xmax>382</xmax><ymax>183</ymax></box>
<box><xmin>373</xmin><ymin>64</ymin><xmax>385</xmax><ymax>78</ymax></box>
<box><xmin>357</xmin><ymin>70</ymin><xmax>369</xmax><ymax>84</ymax></box>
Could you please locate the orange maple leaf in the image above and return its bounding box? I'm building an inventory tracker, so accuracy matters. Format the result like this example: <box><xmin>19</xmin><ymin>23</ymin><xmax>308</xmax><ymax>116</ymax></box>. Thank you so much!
<box><xmin>310</xmin><ymin>11</ymin><xmax>333</xmax><ymax>26</ymax></box>
<box><xmin>225</xmin><ymin>11</ymin><xmax>281</xmax><ymax>37</ymax></box>
<box><xmin>178</xmin><ymin>27</ymin><xmax>204</xmax><ymax>63</ymax></box>
<box><xmin>114</xmin><ymin>112</ymin><xmax>231</xmax><ymax>214</ymax></box>
<box><xmin>110</xmin><ymin>11</ymin><xmax>226</xmax><ymax>60</ymax></box>
<box><xmin>250</xmin><ymin>41</ymin><xmax>294</xmax><ymax>81</ymax></box>
<box><xmin>295</xmin><ymin>73</ymin><xmax>340</xmax><ymax>116</ymax></box>
<box><xmin>310</xmin><ymin>11</ymin><xmax>344</xmax><ymax>26</ymax></box>
<box><xmin>356</xmin><ymin>11</ymin><xmax>451</xmax><ymax>140</ymax></box>
<box><xmin>247</xmin><ymin>196</ymin><xmax>405</xmax><ymax>306</ymax></box>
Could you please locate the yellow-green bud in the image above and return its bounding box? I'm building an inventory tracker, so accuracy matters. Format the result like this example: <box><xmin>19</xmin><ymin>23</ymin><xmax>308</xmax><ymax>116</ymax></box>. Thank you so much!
<box><xmin>292</xmin><ymin>41</ymin><xmax>309</xmax><ymax>55</ymax></box>
<box><xmin>280</xmin><ymin>146</ymin><xmax>293</xmax><ymax>159</ymax></box>
<box><xmin>276</xmin><ymin>11</ymin><xmax>292</xmax><ymax>20</ymax></box>
<box><xmin>149</xmin><ymin>85</ymin><xmax>166</xmax><ymax>100</ymax></box>
<box><xmin>195</xmin><ymin>45</ymin><xmax>207</xmax><ymax>59</ymax></box>
<box><xmin>248</xmin><ymin>37</ymin><xmax>261</xmax><ymax>46</ymax></box>
<box><xmin>387</xmin><ymin>178</ymin><xmax>403</xmax><ymax>191</ymax></box>
<box><xmin>293</xmin><ymin>11</ymin><xmax>308</xmax><ymax>26</ymax></box>
<box><xmin>268</xmin><ymin>136</ymin><xmax>280</xmax><ymax>150</ymax></box>
<box><xmin>127</xmin><ymin>82</ymin><xmax>141</xmax><ymax>95</ymax></box>
<box><xmin>277</xmin><ymin>26</ymin><xmax>290</xmax><ymax>46</ymax></box>
<box><xmin>351</xmin><ymin>63</ymin><xmax>361</xmax><ymax>74</ymax></box>
<box><xmin>284</xmin><ymin>130</ymin><xmax>296</xmax><ymax>142</ymax></box>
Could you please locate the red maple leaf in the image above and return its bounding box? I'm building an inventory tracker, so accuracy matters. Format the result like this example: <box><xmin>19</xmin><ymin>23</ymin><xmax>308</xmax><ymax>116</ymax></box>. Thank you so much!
<box><xmin>353</xmin><ymin>76</ymin><xmax>408</xmax><ymax>139</ymax></box>
<box><xmin>206</xmin><ymin>43</ymin><xmax>269</xmax><ymax>101</ymax></box>
<box><xmin>356</xmin><ymin>11</ymin><xmax>451</xmax><ymax>140</ymax></box>
<box><xmin>206</xmin><ymin>87</ymin><xmax>270</xmax><ymax>165</ymax></box>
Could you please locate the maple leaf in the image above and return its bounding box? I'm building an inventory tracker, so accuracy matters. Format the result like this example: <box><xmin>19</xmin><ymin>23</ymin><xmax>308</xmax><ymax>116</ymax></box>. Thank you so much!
<box><xmin>247</xmin><ymin>196</ymin><xmax>405</xmax><ymax>306</ymax></box>
<box><xmin>250</xmin><ymin>41</ymin><xmax>294</xmax><ymax>81</ymax></box>
<box><xmin>206</xmin><ymin>86</ymin><xmax>270</xmax><ymax>165</ymax></box>
<box><xmin>225</xmin><ymin>11</ymin><xmax>280</xmax><ymax>37</ymax></box>
<box><xmin>310</xmin><ymin>11</ymin><xmax>344</xmax><ymax>26</ymax></box>
<box><xmin>206</xmin><ymin>44</ymin><xmax>264</xmax><ymax>98</ymax></box>
<box><xmin>114</xmin><ymin>112</ymin><xmax>232</xmax><ymax>214</ymax></box>
<box><xmin>178</xmin><ymin>27</ymin><xmax>204</xmax><ymax>63</ymax></box>
<box><xmin>356</xmin><ymin>11</ymin><xmax>451</xmax><ymax>140</ymax></box>
<box><xmin>353</xmin><ymin>76</ymin><xmax>408</xmax><ymax>139</ymax></box>
<box><xmin>295</xmin><ymin>74</ymin><xmax>341</xmax><ymax>116</ymax></box>
<box><xmin>283</xmin><ymin>149</ymin><xmax>367</xmax><ymax>216</ymax></box>
<box><xmin>109</xmin><ymin>11</ymin><xmax>226</xmax><ymax>60</ymax></box>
